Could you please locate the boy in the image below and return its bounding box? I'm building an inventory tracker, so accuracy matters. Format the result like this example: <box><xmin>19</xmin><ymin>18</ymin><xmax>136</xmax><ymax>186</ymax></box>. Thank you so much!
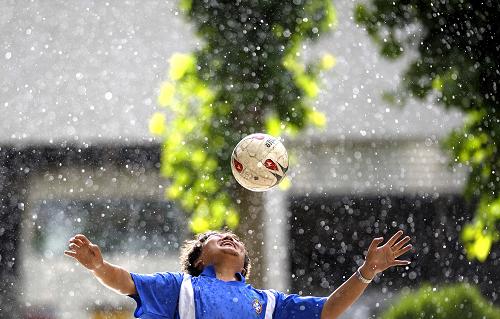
<box><xmin>65</xmin><ymin>229</ymin><xmax>412</xmax><ymax>319</ymax></box>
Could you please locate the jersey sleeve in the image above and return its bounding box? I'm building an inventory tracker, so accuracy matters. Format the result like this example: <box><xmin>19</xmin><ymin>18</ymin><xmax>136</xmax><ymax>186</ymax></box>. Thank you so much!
<box><xmin>129</xmin><ymin>271</ymin><xmax>184</xmax><ymax>318</ymax></box>
<box><xmin>273</xmin><ymin>290</ymin><xmax>327</xmax><ymax>319</ymax></box>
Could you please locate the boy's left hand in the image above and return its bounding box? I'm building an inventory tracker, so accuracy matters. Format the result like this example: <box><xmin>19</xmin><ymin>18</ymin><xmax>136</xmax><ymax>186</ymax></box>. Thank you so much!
<box><xmin>359</xmin><ymin>230</ymin><xmax>412</xmax><ymax>280</ymax></box>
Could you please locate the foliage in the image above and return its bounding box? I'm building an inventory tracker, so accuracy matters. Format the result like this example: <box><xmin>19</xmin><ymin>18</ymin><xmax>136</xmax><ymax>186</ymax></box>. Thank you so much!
<box><xmin>151</xmin><ymin>0</ymin><xmax>335</xmax><ymax>233</ymax></box>
<box><xmin>380</xmin><ymin>284</ymin><xmax>500</xmax><ymax>319</ymax></box>
<box><xmin>355</xmin><ymin>0</ymin><xmax>500</xmax><ymax>260</ymax></box>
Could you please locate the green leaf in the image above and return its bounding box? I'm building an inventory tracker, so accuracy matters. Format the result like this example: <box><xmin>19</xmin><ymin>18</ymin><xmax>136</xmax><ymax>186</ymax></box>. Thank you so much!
<box><xmin>190</xmin><ymin>216</ymin><xmax>210</xmax><ymax>234</ymax></box>
<box><xmin>179</xmin><ymin>0</ymin><xmax>192</xmax><ymax>12</ymax></box>
<box><xmin>158</xmin><ymin>82</ymin><xmax>176</xmax><ymax>107</ymax></box>
<box><xmin>320</xmin><ymin>53</ymin><xmax>336</xmax><ymax>70</ymax></box>
<box><xmin>296</xmin><ymin>74</ymin><xmax>319</xmax><ymax>97</ymax></box>
<box><xmin>149</xmin><ymin>112</ymin><xmax>166</xmax><ymax>136</ymax></box>
<box><xmin>307</xmin><ymin>109</ymin><xmax>327</xmax><ymax>127</ymax></box>
<box><xmin>472</xmin><ymin>234</ymin><xmax>492</xmax><ymax>262</ymax></box>
<box><xmin>431</xmin><ymin>76</ymin><xmax>443</xmax><ymax>91</ymax></box>
<box><xmin>265</xmin><ymin>115</ymin><xmax>283</xmax><ymax>137</ymax></box>
<box><xmin>169</xmin><ymin>53</ymin><xmax>195</xmax><ymax>80</ymax></box>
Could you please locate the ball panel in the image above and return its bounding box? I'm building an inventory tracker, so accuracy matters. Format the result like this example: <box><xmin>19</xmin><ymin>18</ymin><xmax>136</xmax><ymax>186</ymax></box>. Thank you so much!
<box><xmin>233</xmin><ymin>158</ymin><xmax>243</xmax><ymax>173</ymax></box>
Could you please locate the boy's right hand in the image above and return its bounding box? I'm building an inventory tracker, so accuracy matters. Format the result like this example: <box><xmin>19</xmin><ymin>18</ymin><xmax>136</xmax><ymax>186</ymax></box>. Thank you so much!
<box><xmin>64</xmin><ymin>234</ymin><xmax>104</xmax><ymax>271</ymax></box>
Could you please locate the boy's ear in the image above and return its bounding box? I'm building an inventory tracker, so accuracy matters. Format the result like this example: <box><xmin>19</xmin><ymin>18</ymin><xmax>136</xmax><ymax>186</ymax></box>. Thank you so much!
<box><xmin>194</xmin><ymin>259</ymin><xmax>204</xmax><ymax>270</ymax></box>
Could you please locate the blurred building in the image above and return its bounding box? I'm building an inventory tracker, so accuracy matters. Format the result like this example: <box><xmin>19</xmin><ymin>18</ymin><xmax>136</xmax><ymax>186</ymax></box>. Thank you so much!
<box><xmin>1</xmin><ymin>1</ymin><xmax>497</xmax><ymax>319</ymax></box>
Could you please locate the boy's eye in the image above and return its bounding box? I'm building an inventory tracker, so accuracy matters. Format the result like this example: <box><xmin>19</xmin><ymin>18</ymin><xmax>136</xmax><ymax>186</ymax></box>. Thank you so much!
<box><xmin>208</xmin><ymin>234</ymin><xmax>223</xmax><ymax>240</ymax></box>
<box><xmin>231</xmin><ymin>237</ymin><xmax>243</xmax><ymax>245</ymax></box>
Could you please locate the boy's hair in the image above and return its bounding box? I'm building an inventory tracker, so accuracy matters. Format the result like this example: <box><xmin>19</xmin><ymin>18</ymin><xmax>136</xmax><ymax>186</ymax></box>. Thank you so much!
<box><xmin>179</xmin><ymin>230</ymin><xmax>251</xmax><ymax>278</ymax></box>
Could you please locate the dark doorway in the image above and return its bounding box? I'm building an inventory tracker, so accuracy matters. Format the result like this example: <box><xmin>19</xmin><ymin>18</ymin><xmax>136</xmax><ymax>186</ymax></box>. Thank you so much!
<box><xmin>288</xmin><ymin>194</ymin><xmax>499</xmax><ymax>303</ymax></box>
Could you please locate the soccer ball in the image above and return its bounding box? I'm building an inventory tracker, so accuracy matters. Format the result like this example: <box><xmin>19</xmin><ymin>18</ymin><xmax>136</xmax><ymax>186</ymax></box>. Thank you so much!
<box><xmin>231</xmin><ymin>133</ymin><xmax>289</xmax><ymax>192</ymax></box>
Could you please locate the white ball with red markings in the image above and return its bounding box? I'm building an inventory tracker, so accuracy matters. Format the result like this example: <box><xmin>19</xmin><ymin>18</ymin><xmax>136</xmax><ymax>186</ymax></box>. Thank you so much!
<box><xmin>231</xmin><ymin>133</ymin><xmax>289</xmax><ymax>192</ymax></box>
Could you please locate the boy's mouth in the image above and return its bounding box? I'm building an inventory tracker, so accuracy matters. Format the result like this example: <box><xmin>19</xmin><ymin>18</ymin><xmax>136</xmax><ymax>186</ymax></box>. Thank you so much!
<box><xmin>219</xmin><ymin>239</ymin><xmax>237</xmax><ymax>249</ymax></box>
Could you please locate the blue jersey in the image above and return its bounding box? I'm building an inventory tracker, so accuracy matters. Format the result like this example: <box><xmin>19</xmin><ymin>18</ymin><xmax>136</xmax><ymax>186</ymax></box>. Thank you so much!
<box><xmin>129</xmin><ymin>265</ymin><xmax>326</xmax><ymax>319</ymax></box>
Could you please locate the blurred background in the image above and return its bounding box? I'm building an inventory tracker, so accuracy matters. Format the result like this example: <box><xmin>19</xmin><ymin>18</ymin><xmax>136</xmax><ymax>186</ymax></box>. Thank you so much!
<box><xmin>1</xmin><ymin>0</ymin><xmax>499</xmax><ymax>318</ymax></box>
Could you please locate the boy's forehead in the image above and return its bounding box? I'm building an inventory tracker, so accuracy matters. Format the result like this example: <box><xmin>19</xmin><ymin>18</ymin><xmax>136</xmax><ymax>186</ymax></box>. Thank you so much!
<box><xmin>207</xmin><ymin>232</ymin><xmax>231</xmax><ymax>238</ymax></box>
<box><xmin>205</xmin><ymin>232</ymin><xmax>242</xmax><ymax>241</ymax></box>
<box><xmin>203</xmin><ymin>232</ymin><xmax>221</xmax><ymax>241</ymax></box>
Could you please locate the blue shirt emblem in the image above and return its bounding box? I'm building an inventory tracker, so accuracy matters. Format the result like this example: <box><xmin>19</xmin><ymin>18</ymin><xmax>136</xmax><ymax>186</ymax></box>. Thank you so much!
<box><xmin>252</xmin><ymin>298</ymin><xmax>263</xmax><ymax>314</ymax></box>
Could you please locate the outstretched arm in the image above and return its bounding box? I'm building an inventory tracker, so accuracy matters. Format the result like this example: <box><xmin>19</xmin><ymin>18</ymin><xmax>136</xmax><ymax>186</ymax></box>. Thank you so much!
<box><xmin>321</xmin><ymin>230</ymin><xmax>413</xmax><ymax>319</ymax></box>
<box><xmin>64</xmin><ymin>234</ymin><xmax>136</xmax><ymax>296</ymax></box>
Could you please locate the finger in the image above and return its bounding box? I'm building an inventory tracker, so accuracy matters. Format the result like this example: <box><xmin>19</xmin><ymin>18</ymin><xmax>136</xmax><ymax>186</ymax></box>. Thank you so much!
<box><xmin>393</xmin><ymin>236</ymin><xmax>411</xmax><ymax>251</ymax></box>
<box><xmin>74</xmin><ymin>234</ymin><xmax>91</xmax><ymax>245</ymax></box>
<box><xmin>391</xmin><ymin>260</ymin><xmax>411</xmax><ymax>267</ymax></box>
<box><xmin>386</xmin><ymin>230</ymin><xmax>404</xmax><ymax>247</ymax></box>
<box><xmin>69</xmin><ymin>238</ymin><xmax>85</xmax><ymax>247</ymax></box>
<box><xmin>394</xmin><ymin>244</ymin><xmax>413</xmax><ymax>258</ymax></box>
<box><xmin>68</xmin><ymin>243</ymin><xmax>81</xmax><ymax>250</ymax></box>
<box><xmin>64</xmin><ymin>250</ymin><xmax>77</xmax><ymax>257</ymax></box>
<box><xmin>368</xmin><ymin>237</ymin><xmax>384</xmax><ymax>252</ymax></box>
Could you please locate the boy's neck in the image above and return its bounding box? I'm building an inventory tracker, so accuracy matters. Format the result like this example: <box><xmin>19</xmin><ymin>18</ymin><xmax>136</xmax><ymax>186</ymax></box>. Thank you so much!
<box><xmin>212</xmin><ymin>263</ymin><xmax>241</xmax><ymax>281</ymax></box>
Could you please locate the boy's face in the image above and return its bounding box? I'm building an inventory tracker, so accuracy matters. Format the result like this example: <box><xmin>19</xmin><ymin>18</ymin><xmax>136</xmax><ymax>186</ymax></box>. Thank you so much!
<box><xmin>198</xmin><ymin>232</ymin><xmax>246</xmax><ymax>270</ymax></box>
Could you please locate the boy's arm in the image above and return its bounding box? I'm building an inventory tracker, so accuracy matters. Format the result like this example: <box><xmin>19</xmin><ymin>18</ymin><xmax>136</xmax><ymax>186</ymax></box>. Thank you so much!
<box><xmin>321</xmin><ymin>231</ymin><xmax>412</xmax><ymax>319</ymax></box>
<box><xmin>64</xmin><ymin>234</ymin><xmax>136</xmax><ymax>296</ymax></box>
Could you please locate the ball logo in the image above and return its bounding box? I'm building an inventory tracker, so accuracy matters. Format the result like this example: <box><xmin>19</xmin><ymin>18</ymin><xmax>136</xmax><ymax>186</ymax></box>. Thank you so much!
<box><xmin>264</xmin><ymin>138</ymin><xmax>276</xmax><ymax>148</ymax></box>
<box><xmin>252</xmin><ymin>298</ymin><xmax>263</xmax><ymax>314</ymax></box>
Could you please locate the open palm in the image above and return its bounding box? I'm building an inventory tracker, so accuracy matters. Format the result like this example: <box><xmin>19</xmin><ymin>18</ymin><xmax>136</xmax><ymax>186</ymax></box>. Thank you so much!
<box><xmin>362</xmin><ymin>230</ymin><xmax>412</xmax><ymax>278</ymax></box>
<box><xmin>64</xmin><ymin>234</ymin><xmax>104</xmax><ymax>271</ymax></box>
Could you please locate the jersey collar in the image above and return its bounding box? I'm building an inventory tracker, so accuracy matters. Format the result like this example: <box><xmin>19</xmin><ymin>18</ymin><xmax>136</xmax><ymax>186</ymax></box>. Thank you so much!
<box><xmin>200</xmin><ymin>265</ymin><xmax>246</xmax><ymax>283</ymax></box>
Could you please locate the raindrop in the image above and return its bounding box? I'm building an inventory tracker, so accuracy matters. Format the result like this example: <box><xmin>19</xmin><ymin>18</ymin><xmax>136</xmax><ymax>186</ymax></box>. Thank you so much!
<box><xmin>104</xmin><ymin>92</ymin><xmax>113</xmax><ymax>100</ymax></box>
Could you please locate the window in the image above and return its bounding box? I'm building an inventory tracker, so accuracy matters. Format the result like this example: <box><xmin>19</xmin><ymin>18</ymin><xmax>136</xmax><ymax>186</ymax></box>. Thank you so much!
<box><xmin>20</xmin><ymin>162</ymin><xmax>187</xmax><ymax>318</ymax></box>
<box><xmin>29</xmin><ymin>198</ymin><xmax>184</xmax><ymax>257</ymax></box>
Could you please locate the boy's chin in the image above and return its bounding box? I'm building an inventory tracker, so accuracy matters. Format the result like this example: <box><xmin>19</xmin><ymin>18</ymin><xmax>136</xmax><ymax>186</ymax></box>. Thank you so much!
<box><xmin>219</xmin><ymin>247</ymin><xmax>240</xmax><ymax>257</ymax></box>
